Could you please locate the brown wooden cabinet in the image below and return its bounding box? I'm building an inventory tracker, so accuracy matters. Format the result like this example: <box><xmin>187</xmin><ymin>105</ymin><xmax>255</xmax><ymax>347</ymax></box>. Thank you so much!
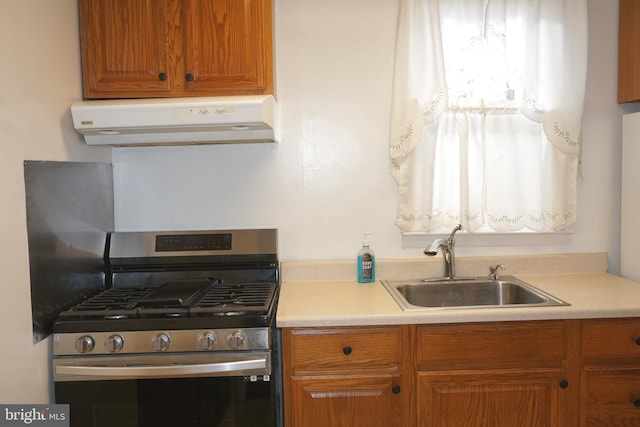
<box><xmin>79</xmin><ymin>0</ymin><xmax>273</xmax><ymax>99</ymax></box>
<box><xmin>618</xmin><ymin>0</ymin><xmax>640</xmax><ymax>103</ymax></box>
<box><xmin>282</xmin><ymin>321</ymin><xmax>581</xmax><ymax>427</ymax></box>
<box><xmin>580</xmin><ymin>318</ymin><xmax>640</xmax><ymax>426</ymax></box>
<box><xmin>415</xmin><ymin>321</ymin><xmax>578</xmax><ymax>427</ymax></box>
<box><xmin>417</xmin><ymin>369</ymin><xmax>566</xmax><ymax>427</ymax></box>
<box><xmin>282</xmin><ymin>318</ymin><xmax>640</xmax><ymax>426</ymax></box>
<box><xmin>281</xmin><ymin>326</ymin><xmax>410</xmax><ymax>427</ymax></box>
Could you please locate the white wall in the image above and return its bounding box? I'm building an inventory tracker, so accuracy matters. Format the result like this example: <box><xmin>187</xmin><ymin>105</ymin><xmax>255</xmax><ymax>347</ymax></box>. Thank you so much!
<box><xmin>114</xmin><ymin>0</ymin><xmax>633</xmax><ymax>270</ymax></box>
<box><xmin>0</xmin><ymin>0</ymin><xmax>109</xmax><ymax>402</ymax></box>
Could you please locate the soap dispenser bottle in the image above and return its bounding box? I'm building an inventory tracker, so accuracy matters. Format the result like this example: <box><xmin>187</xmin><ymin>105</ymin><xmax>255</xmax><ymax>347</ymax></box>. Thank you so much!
<box><xmin>357</xmin><ymin>233</ymin><xmax>375</xmax><ymax>283</ymax></box>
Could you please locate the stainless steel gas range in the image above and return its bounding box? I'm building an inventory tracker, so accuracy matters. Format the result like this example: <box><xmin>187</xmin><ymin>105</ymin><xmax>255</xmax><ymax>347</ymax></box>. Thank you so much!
<box><xmin>52</xmin><ymin>228</ymin><xmax>282</xmax><ymax>427</ymax></box>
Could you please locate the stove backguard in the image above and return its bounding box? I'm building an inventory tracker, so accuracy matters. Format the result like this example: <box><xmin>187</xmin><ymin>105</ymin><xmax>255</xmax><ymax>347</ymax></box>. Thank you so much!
<box><xmin>24</xmin><ymin>160</ymin><xmax>114</xmax><ymax>343</ymax></box>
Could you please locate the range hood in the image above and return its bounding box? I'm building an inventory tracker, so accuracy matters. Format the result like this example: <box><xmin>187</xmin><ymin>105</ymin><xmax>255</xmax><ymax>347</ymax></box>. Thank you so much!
<box><xmin>70</xmin><ymin>95</ymin><xmax>277</xmax><ymax>146</ymax></box>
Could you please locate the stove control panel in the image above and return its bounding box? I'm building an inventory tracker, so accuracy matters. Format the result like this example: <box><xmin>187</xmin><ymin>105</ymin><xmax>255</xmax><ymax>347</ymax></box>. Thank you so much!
<box><xmin>156</xmin><ymin>233</ymin><xmax>232</xmax><ymax>252</ymax></box>
<box><xmin>54</xmin><ymin>328</ymin><xmax>270</xmax><ymax>356</ymax></box>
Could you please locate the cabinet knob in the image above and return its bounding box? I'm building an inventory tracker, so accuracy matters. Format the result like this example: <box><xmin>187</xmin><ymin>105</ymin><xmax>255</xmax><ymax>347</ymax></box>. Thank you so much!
<box><xmin>158</xmin><ymin>72</ymin><xmax>167</xmax><ymax>81</ymax></box>
<box><xmin>392</xmin><ymin>385</ymin><xmax>401</xmax><ymax>394</ymax></box>
<box><xmin>634</xmin><ymin>398</ymin><xmax>640</xmax><ymax>408</ymax></box>
<box><xmin>342</xmin><ymin>346</ymin><xmax>352</xmax><ymax>355</ymax></box>
<box><xmin>185</xmin><ymin>73</ymin><xmax>194</xmax><ymax>82</ymax></box>
<box><xmin>635</xmin><ymin>336</ymin><xmax>640</xmax><ymax>346</ymax></box>
<box><xmin>559</xmin><ymin>380</ymin><xmax>569</xmax><ymax>389</ymax></box>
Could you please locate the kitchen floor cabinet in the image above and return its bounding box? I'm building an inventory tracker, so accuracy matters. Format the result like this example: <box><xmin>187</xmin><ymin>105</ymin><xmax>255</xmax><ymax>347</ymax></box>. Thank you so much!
<box><xmin>282</xmin><ymin>321</ymin><xmax>581</xmax><ymax>427</ymax></box>
<box><xmin>281</xmin><ymin>326</ymin><xmax>410</xmax><ymax>427</ymax></box>
<box><xmin>288</xmin><ymin>375</ymin><xmax>403</xmax><ymax>427</ymax></box>
<box><xmin>79</xmin><ymin>0</ymin><xmax>273</xmax><ymax>99</ymax></box>
<box><xmin>580</xmin><ymin>318</ymin><xmax>640</xmax><ymax>426</ymax></box>
<box><xmin>417</xmin><ymin>369</ymin><xmax>565</xmax><ymax>427</ymax></box>
<box><xmin>415</xmin><ymin>321</ymin><xmax>578</xmax><ymax>427</ymax></box>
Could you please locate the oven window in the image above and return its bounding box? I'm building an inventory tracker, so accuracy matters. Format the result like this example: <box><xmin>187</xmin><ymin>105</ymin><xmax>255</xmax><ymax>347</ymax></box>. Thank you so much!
<box><xmin>55</xmin><ymin>377</ymin><xmax>274</xmax><ymax>427</ymax></box>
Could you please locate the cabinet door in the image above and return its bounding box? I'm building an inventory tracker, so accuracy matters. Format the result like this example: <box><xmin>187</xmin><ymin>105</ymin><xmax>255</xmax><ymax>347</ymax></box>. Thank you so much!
<box><xmin>417</xmin><ymin>369</ymin><xmax>569</xmax><ymax>427</ymax></box>
<box><xmin>182</xmin><ymin>0</ymin><xmax>274</xmax><ymax>95</ymax></box>
<box><xmin>289</xmin><ymin>375</ymin><xmax>404</xmax><ymax>427</ymax></box>
<box><xmin>582</xmin><ymin>318</ymin><xmax>640</xmax><ymax>364</ymax></box>
<box><xmin>619</xmin><ymin>0</ymin><xmax>640</xmax><ymax>103</ymax></box>
<box><xmin>581</xmin><ymin>367</ymin><xmax>640</xmax><ymax>427</ymax></box>
<box><xmin>79</xmin><ymin>0</ymin><xmax>176</xmax><ymax>98</ymax></box>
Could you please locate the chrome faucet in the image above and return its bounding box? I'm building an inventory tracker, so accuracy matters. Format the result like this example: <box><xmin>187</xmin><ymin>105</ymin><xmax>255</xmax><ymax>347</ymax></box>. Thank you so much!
<box><xmin>424</xmin><ymin>224</ymin><xmax>462</xmax><ymax>279</ymax></box>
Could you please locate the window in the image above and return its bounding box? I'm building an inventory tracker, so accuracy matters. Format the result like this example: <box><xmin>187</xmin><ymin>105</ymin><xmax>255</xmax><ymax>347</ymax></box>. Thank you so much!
<box><xmin>389</xmin><ymin>0</ymin><xmax>588</xmax><ymax>233</ymax></box>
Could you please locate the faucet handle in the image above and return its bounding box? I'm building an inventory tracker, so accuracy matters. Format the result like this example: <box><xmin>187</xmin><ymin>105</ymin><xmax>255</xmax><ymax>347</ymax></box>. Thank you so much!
<box><xmin>488</xmin><ymin>264</ymin><xmax>505</xmax><ymax>280</ymax></box>
<box><xmin>447</xmin><ymin>224</ymin><xmax>463</xmax><ymax>240</ymax></box>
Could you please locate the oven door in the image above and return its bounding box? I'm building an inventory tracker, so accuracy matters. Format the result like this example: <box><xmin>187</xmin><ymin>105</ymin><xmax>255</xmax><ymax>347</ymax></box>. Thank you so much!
<box><xmin>53</xmin><ymin>352</ymin><xmax>277</xmax><ymax>427</ymax></box>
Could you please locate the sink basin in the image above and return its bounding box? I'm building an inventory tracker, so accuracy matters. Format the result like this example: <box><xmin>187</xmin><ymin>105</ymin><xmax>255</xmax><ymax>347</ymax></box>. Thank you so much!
<box><xmin>381</xmin><ymin>276</ymin><xmax>568</xmax><ymax>311</ymax></box>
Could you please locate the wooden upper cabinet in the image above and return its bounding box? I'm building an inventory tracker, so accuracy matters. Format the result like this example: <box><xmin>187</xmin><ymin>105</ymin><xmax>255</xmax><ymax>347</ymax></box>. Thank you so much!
<box><xmin>79</xmin><ymin>0</ymin><xmax>274</xmax><ymax>99</ymax></box>
<box><xmin>618</xmin><ymin>0</ymin><xmax>640</xmax><ymax>103</ymax></box>
<box><xmin>182</xmin><ymin>0</ymin><xmax>273</xmax><ymax>95</ymax></box>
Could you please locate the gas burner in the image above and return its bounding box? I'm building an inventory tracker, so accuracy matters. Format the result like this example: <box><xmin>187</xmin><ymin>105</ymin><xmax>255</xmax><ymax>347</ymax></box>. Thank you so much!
<box><xmin>52</xmin><ymin>229</ymin><xmax>279</xmax><ymax>333</ymax></box>
<box><xmin>57</xmin><ymin>281</ymin><xmax>276</xmax><ymax>321</ymax></box>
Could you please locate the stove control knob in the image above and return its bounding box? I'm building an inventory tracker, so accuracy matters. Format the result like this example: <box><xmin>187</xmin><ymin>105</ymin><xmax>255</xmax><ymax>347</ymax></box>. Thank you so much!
<box><xmin>228</xmin><ymin>330</ymin><xmax>245</xmax><ymax>350</ymax></box>
<box><xmin>199</xmin><ymin>331</ymin><xmax>217</xmax><ymax>351</ymax></box>
<box><xmin>75</xmin><ymin>335</ymin><xmax>95</xmax><ymax>353</ymax></box>
<box><xmin>152</xmin><ymin>333</ymin><xmax>171</xmax><ymax>352</ymax></box>
<box><xmin>105</xmin><ymin>335</ymin><xmax>124</xmax><ymax>353</ymax></box>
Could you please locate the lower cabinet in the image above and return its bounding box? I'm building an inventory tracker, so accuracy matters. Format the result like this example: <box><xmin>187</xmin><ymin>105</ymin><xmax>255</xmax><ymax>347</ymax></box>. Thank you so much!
<box><xmin>581</xmin><ymin>367</ymin><xmax>640</xmax><ymax>426</ymax></box>
<box><xmin>580</xmin><ymin>318</ymin><xmax>640</xmax><ymax>426</ymax></box>
<box><xmin>288</xmin><ymin>374</ymin><xmax>403</xmax><ymax>427</ymax></box>
<box><xmin>281</xmin><ymin>326</ymin><xmax>409</xmax><ymax>427</ymax></box>
<box><xmin>417</xmin><ymin>369</ymin><xmax>567</xmax><ymax>427</ymax></box>
<box><xmin>415</xmin><ymin>321</ymin><xmax>576</xmax><ymax>427</ymax></box>
<box><xmin>282</xmin><ymin>318</ymin><xmax>640</xmax><ymax>426</ymax></box>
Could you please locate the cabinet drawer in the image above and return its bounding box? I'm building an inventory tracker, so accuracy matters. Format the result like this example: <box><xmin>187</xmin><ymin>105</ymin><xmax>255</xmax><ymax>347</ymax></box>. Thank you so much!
<box><xmin>416</xmin><ymin>321</ymin><xmax>567</xmax><ymax>369</ymax></box>
<box><xmin>581</xmin><ymin>367</ymin><xmax>640</xmax><ymax>425</ymax></box>
<box><xmin>285</xmin><ymin>327</ymin><xmax>402</xmax><ymax>373</ymax></box>
<box><xmin>582</xmin><ymin>318</ymin><xmax>640</xmax><ymax>363</ymax></box>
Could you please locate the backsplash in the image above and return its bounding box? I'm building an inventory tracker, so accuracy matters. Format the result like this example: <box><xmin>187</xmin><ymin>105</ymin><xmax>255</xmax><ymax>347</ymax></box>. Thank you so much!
<box><xmin>281</xmin><ymin>253</ymin><xmax>608</xmax><ymax>282</ymax></box>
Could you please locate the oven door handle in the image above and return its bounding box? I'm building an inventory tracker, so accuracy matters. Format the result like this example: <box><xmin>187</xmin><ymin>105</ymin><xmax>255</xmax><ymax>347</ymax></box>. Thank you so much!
<box><xmin>55</xmin><ymin>358</ymin><xmax>267</xmax><ymax>379</ymax></box>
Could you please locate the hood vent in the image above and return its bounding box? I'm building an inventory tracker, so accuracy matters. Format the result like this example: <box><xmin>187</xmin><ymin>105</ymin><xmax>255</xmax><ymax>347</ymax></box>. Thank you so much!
<box><xmin>70</xmin><ymin>95</ymin><xmax>277</xmax><ymax>146</ymax></box>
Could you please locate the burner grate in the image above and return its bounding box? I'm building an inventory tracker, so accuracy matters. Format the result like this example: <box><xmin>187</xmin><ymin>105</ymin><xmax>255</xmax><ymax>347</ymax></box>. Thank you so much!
<box><xmin>58</xmin><ymin>281</ymin><xmax>276</xmax><ymax>320</ymax></box>
<box><xmin>192</xmin><ymin>283</ymin><xmax>276</xmax><ymax>314</ymax></box>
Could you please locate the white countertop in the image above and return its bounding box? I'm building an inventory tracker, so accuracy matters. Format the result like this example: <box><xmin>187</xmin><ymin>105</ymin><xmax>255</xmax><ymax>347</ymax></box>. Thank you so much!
<box><xmin>276</xmin><ymin>254</ymin><xmax>640</xmax><ymax>328</ymax></box>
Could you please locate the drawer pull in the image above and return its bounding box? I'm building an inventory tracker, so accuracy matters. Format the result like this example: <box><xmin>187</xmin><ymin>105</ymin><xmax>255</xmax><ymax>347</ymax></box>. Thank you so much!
<box><xmin>392</xmin><ymin>385</ymin><xmax>401</xmax><ymax>394</ymax></box>
<box><xmin>635</xmin><ymin>337</ymin><xmax>640</xmax><ymax>346</ymax></box>
<box><xmin>158</xmin><ymin>72</ymin><xmax>167</xmax><ymax>81</ymax></box>
<box><xmin>634</xmin><ymin>398</ymin><xmax>640</xmax><ymax>408</ymax></box>
<box><xmin>559</xmin><ymin>380</ymin><xmax>569</xmax><ymax>389</ymax></box>
<box><xmin>342</xmin><ymin>346</ymin><xmax>352</xmax><ymax>355</ymax></box>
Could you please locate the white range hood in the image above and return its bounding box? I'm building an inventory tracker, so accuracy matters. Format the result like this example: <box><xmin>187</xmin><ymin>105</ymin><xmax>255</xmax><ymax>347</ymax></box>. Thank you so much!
<box><xmin>70</xmin><ymin>95</ymin><xmax>277</xmax><ymax>146</ymax></box>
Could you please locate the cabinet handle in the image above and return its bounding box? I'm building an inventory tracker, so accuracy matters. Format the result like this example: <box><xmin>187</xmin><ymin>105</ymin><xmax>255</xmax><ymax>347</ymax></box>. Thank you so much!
<box><xmin>392</xmin><ymin>385</ymin><xmax>401</xmax><ymax>394</ymax></box>
<box><xmin>559</xmin><ymin>380</ymin><xmax>569</xmax><ymax>389</ymax></box>
<box><xmin>185</xmin><ymin>73</ymin><xmax>194</xmax><ymax>82</ymax></box>
<box><xmin>634</xmin><ymin>398</ymin><xmax>640</xmax><ymax>408</ymax></box>
<box><xmin>158</xmin><ymin>72</ymin><xmax>167</xmax><ymax>81</ymax></box>
<box><xmin>635</xmin><ymin>336</ymin><xmax>640</xmax><ymax>346</ymax></box>
<box><xmin>342</xmin><ymin>346</ymin><xmax>352</xmax><ymax>355</ymax></box>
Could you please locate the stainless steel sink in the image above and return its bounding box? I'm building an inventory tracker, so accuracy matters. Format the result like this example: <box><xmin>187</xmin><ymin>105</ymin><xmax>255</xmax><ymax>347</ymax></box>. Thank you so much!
<box><xmin>381</xmin><ymin>276</ymin><xmax>568</xmax><ymax>311</ymax></box>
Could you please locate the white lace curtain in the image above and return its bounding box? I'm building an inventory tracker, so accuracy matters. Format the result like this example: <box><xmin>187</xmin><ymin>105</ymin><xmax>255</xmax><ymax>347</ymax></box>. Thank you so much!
<box><xmin>389</xmin><ymin>0</ymin><xmax>588</xmax><ymax>233</ymax></box>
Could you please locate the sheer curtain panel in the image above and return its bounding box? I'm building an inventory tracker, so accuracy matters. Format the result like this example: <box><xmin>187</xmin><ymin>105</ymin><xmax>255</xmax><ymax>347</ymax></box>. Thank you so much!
<box><xmin>389</xmin><ymin>0</ymin><xmax>588</xmax><ymax>233</ymax></box>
